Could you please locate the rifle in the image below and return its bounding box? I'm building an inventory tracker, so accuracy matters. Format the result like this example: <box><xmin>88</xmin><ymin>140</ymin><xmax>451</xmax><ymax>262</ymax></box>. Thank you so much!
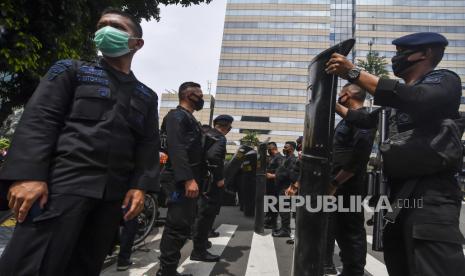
<box><xmin>372</xmin><ymin>109</ymin><xmax>388</xmax><ymax>251</ymax></box>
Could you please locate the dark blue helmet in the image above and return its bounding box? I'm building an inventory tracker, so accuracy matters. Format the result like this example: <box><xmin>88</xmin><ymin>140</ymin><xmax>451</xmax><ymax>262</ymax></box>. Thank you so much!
<box><xmin>213</xmin><ymin>114</ymin><xmax>234</xmax><ymax>125</ymax></box>
<box><xmin>392</xmin><ymin>32</ymin><xmax>448</xmax><ymax>48</ymax></box>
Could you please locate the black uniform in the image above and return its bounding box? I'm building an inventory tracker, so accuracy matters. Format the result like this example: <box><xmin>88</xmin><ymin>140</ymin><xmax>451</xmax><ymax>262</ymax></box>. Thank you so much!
<box><xmin>325</xmin><ymin>107</ymin><xmax>376</xmax><ymax>275</ymax></box>
<box><xmin>0</xmin><ymin>58</ymin><xmax>160</xmax><ymax>276</ymax></box>
<box><xmin>265</xmin><ymin>152</ymin><xmax>284</xmax><ymax>226</ymax></box>
<box><xmin>345</xmin><ymin>69</ymin><xmax>465</xmax><ymax>275</ymax></box>
<box><xmin>159</xmin><ymin>106</ymin><xmax>205</xmax><ymax>274</ymax></box>
<box><xmin>192</xmin><ymin>127</ymin><xmax>227</xmax><ymax>252</ymax></box>
<box><xmin>373</xmin><ymin>70</ymin><xmax>465</xmax><ymax>276</ymax></box>
<box><xmin>275</xmin><ymin>153</ymin><xmax>297</xmax><ymax>233</ymax></box>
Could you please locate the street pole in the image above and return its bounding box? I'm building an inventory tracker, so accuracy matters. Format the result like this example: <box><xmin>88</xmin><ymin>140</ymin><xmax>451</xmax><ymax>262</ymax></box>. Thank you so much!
<box><xmin>292</xmin><ymin>39</ymin><xmax>355</xmax><ymax>276</ymax></box>
<box><xmin>254</xmin><ymin>142</ymin><xmax>268</xmax><ymax>233</ymax></box>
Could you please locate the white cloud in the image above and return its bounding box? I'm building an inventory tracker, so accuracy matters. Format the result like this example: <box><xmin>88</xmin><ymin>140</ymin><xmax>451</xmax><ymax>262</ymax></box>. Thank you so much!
<box><xmin>131</xmin><ymin>1</ymin><xmax>227</xmax><ymax>97</ymax></box>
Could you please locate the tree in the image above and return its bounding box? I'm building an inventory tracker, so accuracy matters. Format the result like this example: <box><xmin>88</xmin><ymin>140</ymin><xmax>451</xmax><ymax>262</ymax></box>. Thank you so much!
<box><xmin>356</xmin><ymin>49</ymin><xmax>389</xmax><ymax>79</ymax></box>
<box><xmin>240</xmin><ymin>131</ymin><xmax>260</xmax><ymax>148</ymax></box>
<box><xmin>0</xmin><ymin>0</ymin><xmax>212</xmax><ymax>125</ymax></box>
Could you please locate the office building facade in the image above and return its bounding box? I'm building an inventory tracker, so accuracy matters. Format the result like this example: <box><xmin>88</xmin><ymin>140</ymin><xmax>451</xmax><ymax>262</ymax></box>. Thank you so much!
<box><xmin>214</xmin><ymin>0</ymin><xmax>465</xmax><ymax>151</ymax></box>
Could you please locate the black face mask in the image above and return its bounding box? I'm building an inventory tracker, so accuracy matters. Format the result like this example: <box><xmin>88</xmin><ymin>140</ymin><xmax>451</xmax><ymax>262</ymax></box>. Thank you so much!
<box><xmin>391</xmin><ymin>49</ymin><xmax>423</xmax><ymax>77</ymax></box>
<box><xmin>189</xmin><ymin>94</ymin><xmax>204</xmax><ymax>111</ymax></box>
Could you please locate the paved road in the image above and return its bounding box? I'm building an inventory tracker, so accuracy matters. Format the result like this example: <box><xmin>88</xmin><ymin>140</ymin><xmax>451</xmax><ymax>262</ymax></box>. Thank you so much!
<box><xmin>100</xmin><ymin>203</ymin><xmax>465</xmax><ymax>276</ymax></box>
<box><xmin>2</xmin><ymin>203</ymin><xmax>465</xmax><ymax>275</ymax></box>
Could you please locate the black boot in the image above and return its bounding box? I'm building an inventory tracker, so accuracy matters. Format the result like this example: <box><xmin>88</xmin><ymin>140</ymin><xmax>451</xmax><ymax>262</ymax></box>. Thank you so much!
<box><xmin>272</xmin><ymin>228</ymin><xmax>291</xmax><ymax>237</ymax></box>
<box><xmin>208</xmin><ymin>230</ymin><xmax>220</xmax><ymax>238</ymax></box>
<box><xmin>156</xmin><ymin>269</ymin><xmax>193</xmax><ymax>276</ymax></box>
<box><xmin>190</xmin><ymin>250</ymin><xmax>221</xmax><ymax>262</ymax></box>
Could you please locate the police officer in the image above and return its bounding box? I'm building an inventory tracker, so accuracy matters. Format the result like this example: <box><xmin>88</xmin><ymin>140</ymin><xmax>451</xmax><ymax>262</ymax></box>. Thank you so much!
<box><xmin>325</xmin><ymin>83</ymin><xmax>376</xmax><ymax>276</ymax></box>
<box><xmin>264</xmin><ymin>141</ymin><xmax>284</xmax><ymax>229</ymax></box>
<box><xmin>158</xmin><ymin>82</ymin><xmax>205</xmax><ymax>276</ymax></box>
<box><xmin>326</xmin><ymin>32</ymin><xmax>465</xmax><ymax>276</ymax></box>
<box><xmin>191</xmin><ymin>115</ymin><xmax>233</xmax><ymax>261</ymax></box>
<box><xmin>0</xmin><ymin>8</ymin><xmax>159</xmax><ymax>275</ymax></box>
<box><xmin>273</xmin><ymin>141</ymin><xmax>297</xmax><ymax>237</ymax></box>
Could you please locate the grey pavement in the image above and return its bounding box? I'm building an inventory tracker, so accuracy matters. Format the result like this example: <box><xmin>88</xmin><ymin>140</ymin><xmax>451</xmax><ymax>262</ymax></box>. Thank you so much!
<box><xmin>1</xmin><ymin>203</ymin><xmax>465</xmax><ymax>275</ymax></box>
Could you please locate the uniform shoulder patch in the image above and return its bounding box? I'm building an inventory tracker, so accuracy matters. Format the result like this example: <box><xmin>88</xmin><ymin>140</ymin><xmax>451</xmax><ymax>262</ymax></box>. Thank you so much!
<box><xmin>78</xmin><ymin>65</ymin><xmax>107</xmax><ymax>78</ymax></box>
<box><xmin>46</xmin><ymin>59</ymin><xmax>73</xmax><ymax>80</ymax></box>
<box><xmin>422</xmin><ymin>74</ymin><xmax>443</xmax><ymax>84</ymax></box>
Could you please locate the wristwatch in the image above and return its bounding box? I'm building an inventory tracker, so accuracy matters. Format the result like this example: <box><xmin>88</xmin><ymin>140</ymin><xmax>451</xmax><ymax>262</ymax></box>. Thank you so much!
<box><xmin>347</xmin><ymin>67</ymin><xmax>362</xmax><ymax>83</ymax></box>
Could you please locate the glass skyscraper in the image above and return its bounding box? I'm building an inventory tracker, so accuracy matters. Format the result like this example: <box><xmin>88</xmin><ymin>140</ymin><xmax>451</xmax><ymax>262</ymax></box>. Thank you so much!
<box><xmin>211</xmin><ymin>0</ymin><xmax>465</xmax><ymax>151</ymax></box>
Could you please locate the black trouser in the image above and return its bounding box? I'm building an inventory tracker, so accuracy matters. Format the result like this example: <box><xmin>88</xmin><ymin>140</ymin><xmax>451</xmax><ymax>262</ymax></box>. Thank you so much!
<box><xmin>277</xmin><ymin>188</ymin><xmax>291</xmax><ymax>232</ymax></box>
<box><xmin>265</xmin><ymin>180</ymin><xmax>278</xmax><ymax>225</ymax></box>
<box><xmin>0</xmin><ymin>194</ymin><xmax>122</xmax><ymax>276</ymax></box>
<box><xmin>324</xmin><ymin>212</ymin><xmax>336</xmax><ymax>268</ymax></box>
<box><xmin>192</xmin><ymin>187</ymin><xmax>224</xmax><ymax>252</ymax></box>
<box><xmin>328</xmin><ymin>187</ymin><xmax>367</xmax><ymax>276</ymax></box>
<box><xmin>159</xmin><ymin>196</ymin><xmax>197</xmax><ymax>273</ymax></box>
<box><xmin>118</xmin><ymin>217</ymin><xmax>139</xmax><ymax>262</ymax></box>
<box><xmin>334</xmin><ymin>203</ymin><xmax>366</xmax><ymax>276</ymax></box>
<box><xmin>383</xmin><ymin>197</ymin><xmax>465</xmax><ymax>276</ymax></box>
<box><xmin>192</xmin><ymin>196</ymin><xmax>217</xmax><ymax>252</ymax></box>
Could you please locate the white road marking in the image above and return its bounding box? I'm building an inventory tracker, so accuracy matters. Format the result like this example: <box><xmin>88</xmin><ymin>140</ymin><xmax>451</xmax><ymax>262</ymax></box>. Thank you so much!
<box><xmin>245</xmin><ymin>231</ymin><xmax>280</xmax><ymax>276</ymax></box>
<box><xmin>100</xmin><ymin>231</ymin><xmax>163</xmax><ymax>276</ymax></box>
<box><xmin>178</xmin><ymin>224</ymin><xmax>238</xmax><ymax>275</ymax></box>
<box><xmin>365</xmin><ymin>252</ymin><xmax>389</xmax><ymax>276</ymax></box>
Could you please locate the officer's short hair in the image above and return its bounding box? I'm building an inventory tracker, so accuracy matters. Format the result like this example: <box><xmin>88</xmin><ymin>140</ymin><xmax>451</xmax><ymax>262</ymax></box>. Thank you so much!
<box><xmin>428</xmin><ymin>45</ymin><xmax>445</xmax><ymax>68</ymax></box>
<box><xmin>285</xmin><ymin>141</ymin><xmax>297</xmax><ymax>150</ymax></box>
<box><xmin>101</xmin><ymin>8</ymin><xmax>143</xmax><ymax>38</ymax></box>
<box><xmin>343</xmin><ymin>83</ymin><xmax>366</xmax><ymax>102</ymax></box>
<box><xmin>268</xmin><ymin>142</ymin><xmax>277</xmax><ymax>148</ymax></box>
<box><xmin>178</xmin><ymin>82</ymin><xmax>201</xmax><ymax>100</ymax></box>
<box><xmin>214</xmin><ymin>120</ymin><xmax>232</xmax><ymax>128</ymax></box>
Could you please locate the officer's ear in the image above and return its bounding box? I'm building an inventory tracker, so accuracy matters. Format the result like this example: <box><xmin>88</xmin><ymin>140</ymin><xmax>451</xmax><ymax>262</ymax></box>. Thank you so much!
<box><xmin>133</xmin><ymin>38</ymin><xmax>144</xmax><ymax>51</ymax></box>
<box><xmin>408</xmin><ymin>49</ymin><xmax>428</xmax><ymax>62</ymax></box>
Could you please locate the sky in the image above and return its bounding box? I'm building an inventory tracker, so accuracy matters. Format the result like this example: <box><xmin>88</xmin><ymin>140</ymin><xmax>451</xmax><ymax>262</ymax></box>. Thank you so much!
<box><xmin>131</xmin><ymin>0</ymin><xmax>227</xmax><ymax>97</ymax></box>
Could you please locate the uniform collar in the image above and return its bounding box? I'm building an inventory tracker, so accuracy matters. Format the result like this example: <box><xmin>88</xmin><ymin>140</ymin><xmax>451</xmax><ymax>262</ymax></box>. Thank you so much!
<box><xmin>177</xmin><ymin>105</ymin><xmax>194</xmax><ymax>114</ymax></box>
<box><xmin>98</xmin><ymin>57</ymin><xmax>137</xmax><ymax>83</ymax></box>
<box><xmin>412</xmin><ymin>69</ymin><xmax>435</xmax><ymax>85</ymax></box>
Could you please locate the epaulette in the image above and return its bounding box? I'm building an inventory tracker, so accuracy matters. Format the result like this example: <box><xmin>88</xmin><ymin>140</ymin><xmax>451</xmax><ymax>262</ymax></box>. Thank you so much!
<box><xmin>46</xmin><ymin>59</ymin><xmax>73</xmax><ymax>80</ymax></box>
<box><xmin>422</xmin><ymin>69</ymin><xmax>460</xmax><ymax>84</ymax></box>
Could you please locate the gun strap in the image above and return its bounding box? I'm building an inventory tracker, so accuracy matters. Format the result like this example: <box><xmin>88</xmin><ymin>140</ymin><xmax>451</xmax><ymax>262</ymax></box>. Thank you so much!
<box><xmin>384</xmin><ymin>178</ymin><xmax>418</xmax><ymax>224</ymax></box>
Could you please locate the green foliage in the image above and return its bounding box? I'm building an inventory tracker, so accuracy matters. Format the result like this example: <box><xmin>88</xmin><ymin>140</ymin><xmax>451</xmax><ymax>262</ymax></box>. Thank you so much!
<box><xmin>357</xmin><ymin>50</ymin><xmax>390</xmax><ymax>79</ymax></box>
<box><xmin>240</xmin><ymin>131</ymin><xmax>260</xmax><ymax>147</ymax></box>
<box><xmin>0</xmin><ymin>138</ymin><xmax>10</xmax><ymax>150</ymax></box>
<box><xmin>225</xmin><ymin>153</ymin><xmax>234</xmax><ymax>161</ymax></box>
<box><xmin>0</xmin><ymin>0</ymin><xmax>212</xmax><ymax>125</ymax></box>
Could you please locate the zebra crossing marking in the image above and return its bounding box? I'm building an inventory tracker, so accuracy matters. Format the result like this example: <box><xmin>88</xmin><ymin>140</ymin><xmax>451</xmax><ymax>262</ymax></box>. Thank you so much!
<box><xmin>245</xmin><ymin>231</ymin><xmax>280</xmax><ymax>276</ymax></box>
<box><xmin>178</xmin><ymin>224</ymin><xmax>238</xmax><ymax>275</ymax></box>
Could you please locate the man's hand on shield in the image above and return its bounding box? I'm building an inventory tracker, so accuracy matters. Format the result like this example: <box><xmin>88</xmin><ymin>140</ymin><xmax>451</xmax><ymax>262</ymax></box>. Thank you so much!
<box><xmin>325</xmin><ymin>53</ymin><xmax>355</xmax><ymax>79</ymax></box>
